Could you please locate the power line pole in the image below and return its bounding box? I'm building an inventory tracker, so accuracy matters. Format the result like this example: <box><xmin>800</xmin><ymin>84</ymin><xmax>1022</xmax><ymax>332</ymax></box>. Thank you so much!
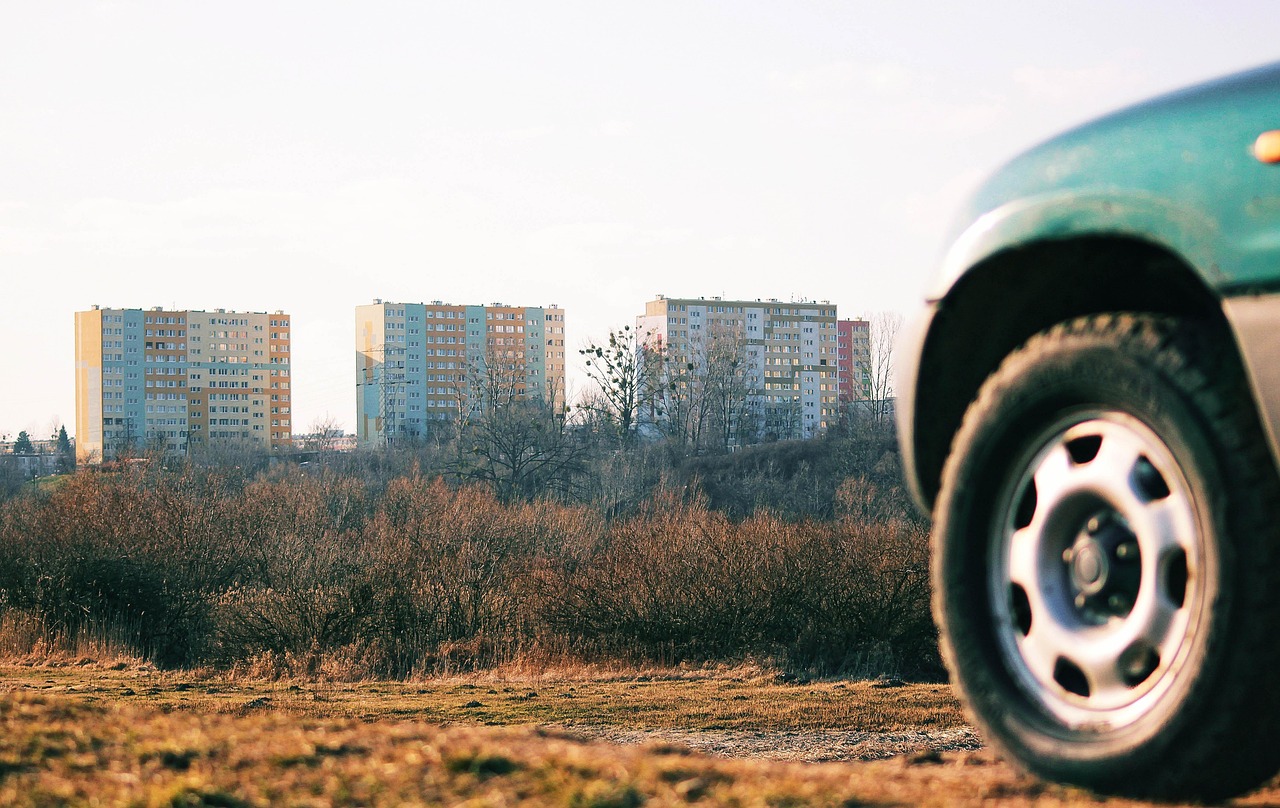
<box><xmin>357</xmin><ymin>342</ymin><xmax>407</xmax><ymax>450</ymax></box>
<box><xmin>380</xmin><ymin>344</ymin><xmax>406</xmax><ymax>449</ymax></box>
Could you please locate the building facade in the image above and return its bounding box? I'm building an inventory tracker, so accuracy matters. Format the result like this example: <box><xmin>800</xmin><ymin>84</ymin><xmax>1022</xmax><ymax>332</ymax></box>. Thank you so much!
<box><xmin>636</xmin><ymin>296</ymin><xmax>839</xmax><ymax>442</ymax></box>
<box><xmin>355</xmin><ymin>300</ymin><xmax>566</xmax><ymax>448</ymax></box>
<box><xmin>836</xmin><ymin>318</ymin><xmax>872</xmax><ymax>403</ymax></box>
<box><xmin>75</xmin><ymin>306</ymin><xmax>292</xmax><ymax>462</ymax></box>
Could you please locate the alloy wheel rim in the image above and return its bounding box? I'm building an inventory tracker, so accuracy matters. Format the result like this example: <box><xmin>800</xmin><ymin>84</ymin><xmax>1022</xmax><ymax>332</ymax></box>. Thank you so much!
<box><xmin>988</xmin><ymin>411</ymin><xmax>1206</xmax><ymax>729</ymax></box>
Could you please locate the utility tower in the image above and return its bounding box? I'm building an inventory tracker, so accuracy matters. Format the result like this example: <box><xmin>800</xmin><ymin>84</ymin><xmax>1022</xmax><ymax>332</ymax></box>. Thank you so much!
<box><xmin>357</xmin><ymin>343</ymin><xmax>407</xmax><ymax>449</ymax></box>
<box><xmin>379</xmin><ymin>344</ymin><xmax>407</xmax><ymax>448</ymax></box>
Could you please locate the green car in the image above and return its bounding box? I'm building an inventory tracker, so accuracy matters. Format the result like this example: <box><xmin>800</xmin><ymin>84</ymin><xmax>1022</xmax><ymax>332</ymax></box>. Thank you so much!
<box><xmin>898</xmin><ymin>62</ymin><xmax>1280</xmax><ymax>800</ymax></box>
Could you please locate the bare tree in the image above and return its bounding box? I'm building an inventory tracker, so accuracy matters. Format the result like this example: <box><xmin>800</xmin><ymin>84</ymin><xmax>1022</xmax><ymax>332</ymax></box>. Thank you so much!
<box><xmin>656</xmin><ymin>351</ymin><xmax>708</xmax><ymax>450</ymax></box>
<box><xmin>187</xmin><ymin>437</ymin><xmax>269</xmax><ymax>472</ymax></box>
<box><xmin>651</xmin><ymin>322</ymin><xmax>757</xmax><ymax>452</ymax></box>
<box><xmin>543</xmin><ymin>365</ymin><xmax>569</xmax><ymax>420</ymax></box>
<box><xmin>868</xmin><ymin>311</ymin><xmax>903</xmax><ymax>424</ymax></box>
<box><xmin>479</xmin><ymin>342</ymin><xmax>526</xmax><ymax>411</ymax></box>
<box><xmin>441</xmin><ymin>343</ymin><xmax>521</xmax><ymax>479</ymax></box>
<box><xmin>761</xmin><ymin>396</ymin><xmax>804</xmax><ymax>442</ymax></box>
<box><xmin>449</xmin><ymin>343</ymin><xmax>527</xmax><ymax>415</ymax></box>
<box><xmin>435</xmin><ymin>342</ymin><xmax>583</xmax><ymax>500</ymax></box>
<box><xmin>445</xmin><ymin>357</ymin><xmax>480</xmax><ymax>454</ymax></box>
<box><xmin>459</xmin><ymin>396</ymin><xmax>583</xmax><ymax>502</ymax></box>
<box><xmin>702</xmin><ymin>324</ymin><xmax>758</xmax><ymax>451</ymax></box>
<box><xmin>46</xmin><ymin>419</ymin><xmax>63</xmax><ymax>453</ymax></box>
<box><xmin>579</xmin><ymin>325</ymin><xmax>661</xmax><ymax>446</ymax></box>
<box><xmin>305</xmin><ymin>415</ymin><xmax>345</xmax><ymax>455</ymax></box>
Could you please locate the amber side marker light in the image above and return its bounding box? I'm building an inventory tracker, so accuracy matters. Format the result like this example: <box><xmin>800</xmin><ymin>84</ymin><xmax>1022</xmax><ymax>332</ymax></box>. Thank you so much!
<box><xmin>1255</xmin><ymin>130</ymin><xmax>1280</xmax><ymax>164</ymax></box>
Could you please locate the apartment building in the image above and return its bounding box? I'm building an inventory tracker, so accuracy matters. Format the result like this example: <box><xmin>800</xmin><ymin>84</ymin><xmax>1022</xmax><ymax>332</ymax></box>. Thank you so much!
<box><xmin>355</xmin><ymin>300</ymin><xmax>566</xmax><ymax>448</ymax></box>
<box><xmin>636</xmin><ymin>296</ymin><xmax>839</xmax><ymax>441</ymax></box>
<box><xmin>74</xmin><ymin>306</ymin><xmax>292</xmax><ymax>462</ymax></box>
<box><xmin>836</xmin><ymin>318</ymin><xmax>872</xmax><ymax>403</ymax></box>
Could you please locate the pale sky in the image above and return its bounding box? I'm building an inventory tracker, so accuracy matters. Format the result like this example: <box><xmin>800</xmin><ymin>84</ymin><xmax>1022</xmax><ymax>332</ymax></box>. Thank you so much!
<box><xmin>1</xmin><ymin>1</ymin><xmax>1275</xmax><ymax>439</ymax></box>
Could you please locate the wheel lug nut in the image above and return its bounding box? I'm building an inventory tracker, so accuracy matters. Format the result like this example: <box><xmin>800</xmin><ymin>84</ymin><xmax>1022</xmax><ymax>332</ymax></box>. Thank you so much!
<box><xmin>1115</xmin><ymin>542</ymin><xmax>1139</xmax><ymax>561</ymax></box>
<box><xmin>1121</xmin><ymin>644</ymin><xmax>1160</xmax><ymax>685</ymax></box>
<box><xmin>1063</xmin><ymin>548</ymin><xmax>1075</xmax><ymax>563</ymax></box>
<box><xmin>1086</xmin><ymin>516</ymin><xmax>1102</xmax><ymax>535</ymax></box>
<box><xmin>1075</xmin><ymin>593</ymin><xmax>1088</xmax><ymax>609</ymax></box>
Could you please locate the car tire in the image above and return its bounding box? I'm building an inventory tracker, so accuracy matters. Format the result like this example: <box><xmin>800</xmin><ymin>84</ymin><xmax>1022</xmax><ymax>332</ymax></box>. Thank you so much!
<box><xmin>933</xmin><ymin>312</ymin><xmax>1280</xmax><ymax>800</ymax></box>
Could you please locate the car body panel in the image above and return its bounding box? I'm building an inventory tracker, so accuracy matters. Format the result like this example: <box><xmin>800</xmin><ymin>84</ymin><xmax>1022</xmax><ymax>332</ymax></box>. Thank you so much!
<box><xmin>931</xmin><ymin>191</ymin><xmax>1225</xmax><ymax>302</ymax></box>
<box><xmin>932</xmin><ymin>62</ymin><xmax>1280</xmax><ymax>301</ymax></box>
<box><xmin>1222</xmin><ymin>292</ymin><xmax>1280</xmax><ymax>465</ymax></box>
<box><xmin>896</xmin><ymin>304</ymin><xmax>935</xmax><ymax>510</ymax></box>
<box><xmin>901</xmin><ymin>62</ymin><xmax>1280</xmax><ymax>513</ymax></box>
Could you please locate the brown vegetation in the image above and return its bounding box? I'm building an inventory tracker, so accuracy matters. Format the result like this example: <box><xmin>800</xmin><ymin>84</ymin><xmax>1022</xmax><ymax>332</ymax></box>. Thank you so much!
<box><xmin>0</xmin><ymin>665</ymin><xmax>1237</xmax><ymax>807</ymax></box>
<box><xmin>0</xmin><ymin>423</ymin><xmax>936</xmax><ymax>679</ymax></box>
<box><xmin>0</xmin><ymin>663</ymin><xmax>965</xmax><ymax>733</ymax></box>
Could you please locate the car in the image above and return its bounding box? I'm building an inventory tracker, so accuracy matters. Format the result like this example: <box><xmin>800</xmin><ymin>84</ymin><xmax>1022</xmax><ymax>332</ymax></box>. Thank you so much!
<box><xmin>897</xmin><ymin>61</ymin><xmax>1280</xmax><ymax>801</ymax></box>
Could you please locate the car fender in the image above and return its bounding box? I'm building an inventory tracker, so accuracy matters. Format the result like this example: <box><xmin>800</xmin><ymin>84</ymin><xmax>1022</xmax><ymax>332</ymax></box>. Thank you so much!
<box><xmin>908</xmin><ymin>190</ymin><xmax>1280</xmax><ymax>511</ymax></box>
<box><xmin>929</xmin><ymin>190</ymin><xmax>1225</xmax><ymax>304</ymax></box>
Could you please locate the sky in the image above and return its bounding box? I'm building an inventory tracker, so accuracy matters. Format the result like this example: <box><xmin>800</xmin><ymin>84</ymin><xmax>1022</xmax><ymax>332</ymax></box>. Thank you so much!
<box><xmin>1</xmin><ymin>1</ymin><xmax>1275</xmax><ymax>439</ymax></box>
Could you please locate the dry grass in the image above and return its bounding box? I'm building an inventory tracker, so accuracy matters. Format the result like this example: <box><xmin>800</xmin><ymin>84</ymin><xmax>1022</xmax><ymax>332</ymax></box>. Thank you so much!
<box><xmin>3</xmin><ymin>664</ymin><xmax>1276</xmax><ymax>806</ymax></box>
<box><xmin>0</xmin><ymin>663</ymin><xmax>962</xmax><ymax>733</ymax></box>
<box><xmin>0</xmin><ymin>689</ymin><xmax>940</xmax><ymax>807</ymax></box>
<box><xmin>0</xmin><ymin>610</ymin><xmax>143</xmax><ymax>667</ymax></box>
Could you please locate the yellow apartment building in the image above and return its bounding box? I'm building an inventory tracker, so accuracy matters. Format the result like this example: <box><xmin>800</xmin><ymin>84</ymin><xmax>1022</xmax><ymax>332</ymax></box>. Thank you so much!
<box><xmin>75</xmin><ymin>306</ymin><xmax>292</xmax><ymax>462</ymax></box>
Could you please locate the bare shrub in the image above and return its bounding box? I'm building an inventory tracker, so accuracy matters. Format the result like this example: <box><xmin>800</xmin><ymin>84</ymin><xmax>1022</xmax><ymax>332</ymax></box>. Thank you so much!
<box><xmin>357</xmin><ymin>477</ymin><xmax>603</xmax><ymax>676</ymax></box>
<box><xmin>0</xmin><ymin>466</ymin><xmax>246</xmax><ymax>666</ymax></box>
<box><xmin>542</xmin><ymin>490</ymin><xmax>939</xmax><ymax>678</ymax></box>
<box><xmin>0</xmin><ymin>453</ymin><xmax>937</xmax><ymax>679</ymax></box>
<box><xmin>210</xmin><ymin>472</ymin><xmax>371</xmax><ymax>666</ymax></box>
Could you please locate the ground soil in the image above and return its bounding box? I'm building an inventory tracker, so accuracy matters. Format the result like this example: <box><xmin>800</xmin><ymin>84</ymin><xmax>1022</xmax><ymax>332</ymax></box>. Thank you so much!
<box><xmin>3</xmin><ymin>663</ymin><xmax>1280</xmax><ymax>806</ymax></box>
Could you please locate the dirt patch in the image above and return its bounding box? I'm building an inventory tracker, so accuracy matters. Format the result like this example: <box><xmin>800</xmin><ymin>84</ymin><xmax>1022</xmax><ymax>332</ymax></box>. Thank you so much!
<box><xmin>567</xmin><ymin>724</ymin><xmax>984</xmax><ymax>762</ymax></box>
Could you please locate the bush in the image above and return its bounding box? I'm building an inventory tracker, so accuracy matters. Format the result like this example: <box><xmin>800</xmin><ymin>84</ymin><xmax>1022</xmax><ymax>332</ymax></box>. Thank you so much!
<box><xmin>541</xmin><ymin>489</ymin><xmax>938</xmax><ymax>678</ymax></box>
<box><xmin>0</xmin><ymin>455</ymin><xmax>938</xmax><ymax>679</ymax></box>
<box><xmin>0</xmin><ymin>466</ymin><xmax>245</xmax><ymax>665</ymax></box>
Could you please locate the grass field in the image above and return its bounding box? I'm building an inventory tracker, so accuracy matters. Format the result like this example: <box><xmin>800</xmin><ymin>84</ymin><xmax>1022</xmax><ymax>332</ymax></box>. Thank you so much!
<box><xmin>0</xmin><ymin>662</ymin><xmax>964</xmax><ymax>732</ymax></box>
<box><xmin>0</xmin><ymin>662</ymin><xmax>1274</xmax><ymax>806</ymax></box>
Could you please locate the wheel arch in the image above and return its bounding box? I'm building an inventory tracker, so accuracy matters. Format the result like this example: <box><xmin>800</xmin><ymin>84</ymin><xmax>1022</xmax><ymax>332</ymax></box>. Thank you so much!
<box><xmin>910</xmin><ymin>235</ymin><xmax>1234</xmax><ymax>510</ymax></box>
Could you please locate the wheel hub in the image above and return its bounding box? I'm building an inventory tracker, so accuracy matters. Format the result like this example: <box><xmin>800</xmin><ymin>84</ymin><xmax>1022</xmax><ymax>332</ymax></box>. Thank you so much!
<box><xmin>1064</xmin><ymin>513</ymin><xmax>1140</xmax><ymax>620</ymax></box>
<box><xmin>1070</xmin><ymin>541</ymin><xmax>1107</xmax><ymax>592</ymax></box>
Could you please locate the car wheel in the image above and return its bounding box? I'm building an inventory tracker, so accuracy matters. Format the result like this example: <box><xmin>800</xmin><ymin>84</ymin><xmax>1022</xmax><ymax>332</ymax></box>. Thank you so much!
<box><xmin>933</xmin><ymin>313</ymin><xmax>1280</xmax><ymax>800</ymax></box>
